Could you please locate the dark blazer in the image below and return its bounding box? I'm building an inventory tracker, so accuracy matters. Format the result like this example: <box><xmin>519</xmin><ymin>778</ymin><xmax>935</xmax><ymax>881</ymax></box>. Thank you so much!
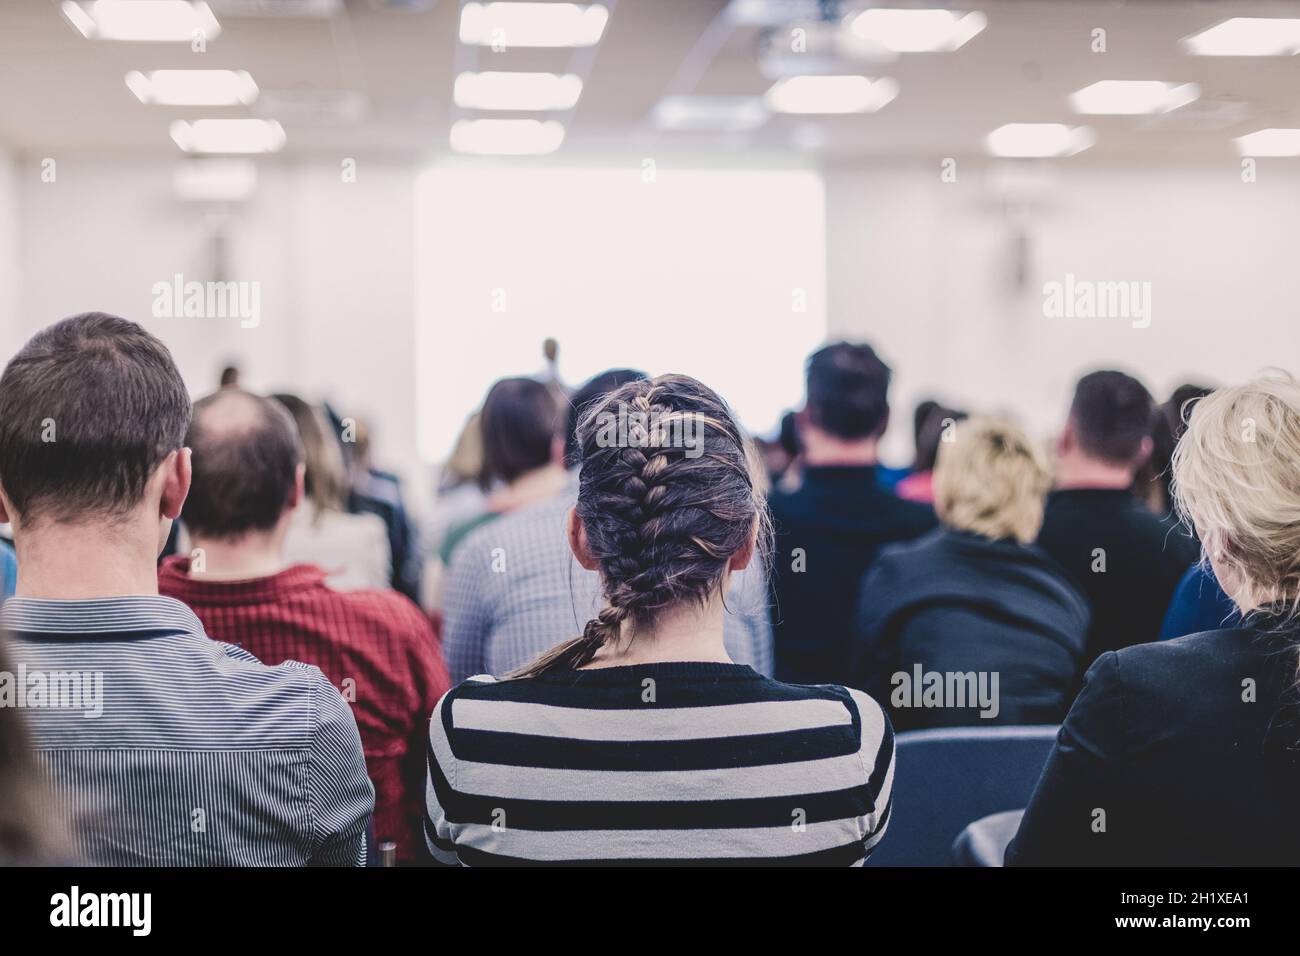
<box><xmin>1036</xmin><ymin>488</ymin><xmax>1199</xmax><ymax>664</ymax></box>
<box><xmin>768</xmin><ymin>466</ymin><xmax>937</xmax><ymax>685</ymax></box>
<box><xmin>852</xmin><ymin>528</ymin><xmax>1090</xmax><ymax>730</ymax></box>
<box><xmin>1007</xmin><ymin>625</ymin><xmax>1300</xmax><ymax>865</ymax></box>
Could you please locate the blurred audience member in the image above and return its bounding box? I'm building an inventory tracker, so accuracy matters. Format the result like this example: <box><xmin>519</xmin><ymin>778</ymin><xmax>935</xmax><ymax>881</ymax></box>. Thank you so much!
<box><xmin>0</xmin><ymin>635</ymin><xmax>67</xmax><ymax>864</ymax></box>
<box><xmin>854</xmin><ymin>418</ymin><xmax>1089</xmax><ymax>729</ymax></box>
<box><xmin>1010</xmin><ymin>373</ymin><xmax>1300</xmax><ymax>865</ymax></box>
<box><xmin>0</xmin><ymin>313</ymin><xmax>372</xmax><ymax>865</ymax></box>
<box><xmin>219</xmin><ymin>364</ymin><xmax>240</xmax><ymax>389</ymax></box>
<box><xmin>427</xmin><ymin>375</ymin><xmax>892</xmax><ymax>865</ymax></box>
<box><xmin>895</xmin><ymin>403</ymin><xmax>968</xmax><ymax>504</ymax></box>
<box><xmin>443</xmin><ymin>368</ymin><xmax>773</xmax><ymax>681</ymax></box>
<box><xmin>1134</xmin><ymin>382</ymin><xmax>1213</xmax><ymax>516</ymax></box>
<box><xmin>160</xmin><ymin>389</ymin><xmax>448</xmax><ymax>863</ymax></box>
<box><xmin>344</xmin><ymin>415</ymin><xmax>422</xmax><ymax>602</ymax></box>
<box><xmin>1037</xmin><ymin>371</ymin><xmax>1198</xmax><ymax>664</ymax></box>
<box><xmin>438</xmin><ymin>377</ymin><xmax>566</xmax><ymax>565</ymax></box>
<box><xmin>1159</xmin><ymin>561</ymin><xmax>1238</xmax><ymax>640</ymax></box>
<box><xmin>275</xmin><ymin>393</ymin><xmax>391</xmax><ymax>591</ymax></box>
<box><xmin>768</xmin><ymin>342</ymin><xmax>936</xmax><ymax>684</ymax></box>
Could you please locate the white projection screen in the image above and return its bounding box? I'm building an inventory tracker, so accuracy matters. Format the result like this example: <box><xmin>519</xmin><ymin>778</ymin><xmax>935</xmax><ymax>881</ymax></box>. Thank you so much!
<box><xmin>415</xmin><ymin>165</ymin><xmax>827</xmax><ymax>461</ymax></box>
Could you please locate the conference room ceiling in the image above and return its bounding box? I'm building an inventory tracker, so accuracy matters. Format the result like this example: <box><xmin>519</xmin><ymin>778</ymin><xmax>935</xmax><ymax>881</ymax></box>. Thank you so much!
<box><xmin>1</xmin><ymin>0</ymin><xmax>1298</xmax><ymax>161</ymax></box>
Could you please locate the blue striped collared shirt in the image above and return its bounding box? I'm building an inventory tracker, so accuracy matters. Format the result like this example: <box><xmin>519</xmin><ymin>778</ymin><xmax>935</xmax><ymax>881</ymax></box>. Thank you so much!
<box><xmin>1</xmin><ymin>595</ymin><xmax>374</xmax><ymax>866</ymax></box>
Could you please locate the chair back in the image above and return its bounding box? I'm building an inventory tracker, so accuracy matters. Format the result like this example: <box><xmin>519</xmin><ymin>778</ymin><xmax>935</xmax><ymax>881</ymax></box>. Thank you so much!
<box><xmin>867</xmin><ymin>724</ymin><xmax>1058</xmax><ymax>867</ymax></box>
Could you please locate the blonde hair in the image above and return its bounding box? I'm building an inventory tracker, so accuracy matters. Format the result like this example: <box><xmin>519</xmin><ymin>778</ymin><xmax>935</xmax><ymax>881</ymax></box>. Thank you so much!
<box><xmin>1172</xmin><ymin>372</ymin><xmax>1300</xmax><ymax>619</ymax></box>
<box><xmin>933</xmin><ymin>417</ymin><xmax>1050</xmax><ymax>545</ymax></box>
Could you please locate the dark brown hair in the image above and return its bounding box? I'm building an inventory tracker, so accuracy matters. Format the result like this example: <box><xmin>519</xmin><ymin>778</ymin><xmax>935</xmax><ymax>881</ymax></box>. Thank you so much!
<box><xmin>182</xmin><ymin>390</ymin><xmax>302</xmax><ymax>539</ymax></box>
<box><xmin>805</xmin><ymin>341</ymin><xmax>892</xmax><ymax>440</ymax></box>
<box><xmin>514</xmin><ymin>374</ymin><xmax>767</xmax><ymax>677</ymax></box>
<box><xmin>1069</xmin><ymin>369</ymin><xmax>1154</xmax><ymax>466</ymax></box>
<box><xmin>0</xmin><ymin>313</ymin><xmax>191</xmax><ymax>525</ymax></box>
<box><xmin>478</xmin><ymin>377</ymin><xmax>561</xmax><ymax>490</ymax></box>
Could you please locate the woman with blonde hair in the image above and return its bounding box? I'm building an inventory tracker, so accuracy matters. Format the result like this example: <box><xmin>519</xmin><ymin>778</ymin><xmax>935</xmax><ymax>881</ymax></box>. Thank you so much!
<box><xmin>853</xmin><ymin>417</ymin><xmax>1090</xmax><ymax>729</ymax></box>
<box><xmin>425</xmin><ymin>375</ymin><xmax>893</xmax><ymax>865</ymax></box>
<box><xmin>1009</xmin><ymin>373</ymin><xmax>1300</xmax><ymax>865</ymax></box>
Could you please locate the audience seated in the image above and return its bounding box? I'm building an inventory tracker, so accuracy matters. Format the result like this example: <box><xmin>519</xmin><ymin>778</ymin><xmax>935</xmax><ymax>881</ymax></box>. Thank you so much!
<box><xmin>338</xmin><ymin>413</ymin><xmax>423</xmax><ymax>603</ymax></box>
<box><xmin>895</xmin><ymin>403</ymin><xmax>967</xmax><ymax>505</ymax></box>
<box><xmin>425</xmin><ymin>374</ymin><xmax>893</xmax><ymax>865</ymax></box>
<box><xmin>853</xmin><ymin>418</ymin><xmax>1089</xmax><ymax>729</ymax></box>
<box><xmin>437</xmin><ymin>376</ymin><xmax>568</xmax><ymax>566</ymax></box>
<box><xmin>274</xmin><ymin>393</ymin><xmax>392</xmax><ymax>591</ymax></box>
<box><xmin>1008</xmin><ymin>373</ymin><xmax>1300</xmax><ymax>865</ymax></box>
<box><xmin>157</xmin><ymin>388</ymin><xmax>449</xmax><ymax>864</ymax></box>
<box><xmin>768</xmin><ymin>342</ymin><xmax>937</xmax><ymax>684</ymax></box>
<box><xmin>0</xmin><ymin>313</ymin><xmax>373</xmax><ymax>865</ymax></box>
<box><xmin>1036</xmin><ymin>371</ymin><xmax>1199</xmax><ymax>664</ymax></box>
<box><xmin>442</xmin><ymin>369</ymin><xmax>773</xmax><ymax>681</ymax></box>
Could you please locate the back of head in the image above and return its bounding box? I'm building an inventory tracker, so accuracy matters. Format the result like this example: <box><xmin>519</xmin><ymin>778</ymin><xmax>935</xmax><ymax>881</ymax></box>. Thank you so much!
<box><xmin>805</xmin><ymin>341</ymin><xmax>892</xmax><ymax>440</ymax></box>
<box><xmin>183</xmin><ymin>390</ymin><xmax>302</xmax><ymax>540</ymax></box>
<box><xmin>1173</xmin><ymin>372</ymin><xmax>1300</xmax><ymax>618</ymax></box>
<box><xmin>1068</xmin><ymin>369</ymin><xmax>1154</xmax><ymax>466</ymax></box>
<box><xmin>478</xmin><ymin>376</ymin><xmax>561</xmax><ymax>489</ymax></box>
<box><xmin>0</xmin><ymin>312</ymin><xmax>190</xmax><ymax>527</ymax></box>
<box><xmin>516</xmin><ymin>374</ymin><xmax>765</xmax><ymax>676</ymax></box>
<box><xmin>272</xmin><ymin>393</ymin><xmax>346</xmax><ymax>513</ymax></box>
<box><xmin>913</xmin><ymin>404</ymin><xmax>968</xmax><ymax>472</ymax></box>
<box><xmin>563</xmin><ymin>368</ymin><xmax>647</xmax><ymax>467</ymax></box>
<box><xmin>934</xmin><ymin>417</ymin><xmax>1050</xmax><ymax>545</ymax></box>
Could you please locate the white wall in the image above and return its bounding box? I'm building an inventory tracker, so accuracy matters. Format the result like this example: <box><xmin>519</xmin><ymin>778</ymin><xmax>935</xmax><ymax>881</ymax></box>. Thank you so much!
<box><xmin>0</xmin><ymin>147</ymin><xmax>21</xmax><ymax>358</ymax></box>
<box><xmin>15</xmin><ymin>157</ymin><xmax>426</xmax><ymax>501</ymax></box>
<box><xmin>824</xmin><ymin>160</ymin><xmax>1300</xmax><ymax>462</ymax></box>
<box><xmin>12</xmin><ymin>153</ymin><xmax>1300</xmax><ymax>485</ymax></box>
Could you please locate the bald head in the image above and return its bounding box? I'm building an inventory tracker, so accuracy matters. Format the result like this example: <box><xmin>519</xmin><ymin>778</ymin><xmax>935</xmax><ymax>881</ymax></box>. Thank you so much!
<box><xmin>182</xmin><ymin>389</ymin><xmax>302</xmax><ymax>540</ymax></box>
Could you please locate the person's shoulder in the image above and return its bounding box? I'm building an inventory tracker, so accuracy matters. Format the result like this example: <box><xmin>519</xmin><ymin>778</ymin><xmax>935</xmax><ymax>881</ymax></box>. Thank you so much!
<box><xmin>328</xmin><ymin>585</ymin><xmax>432</xmax><ymax>635</ymax></box>
<box><xmin>1116</xmin><ymin>626</ymin><xmax>1255</xmax><ymax>677</ymax></box>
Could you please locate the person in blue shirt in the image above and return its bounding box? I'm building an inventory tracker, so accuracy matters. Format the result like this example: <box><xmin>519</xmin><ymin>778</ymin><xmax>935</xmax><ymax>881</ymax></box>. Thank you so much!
<box><xmin>1158</xmin><ymin>561</ymin><xmax>1238</xmax><ymax>639</ymax></box>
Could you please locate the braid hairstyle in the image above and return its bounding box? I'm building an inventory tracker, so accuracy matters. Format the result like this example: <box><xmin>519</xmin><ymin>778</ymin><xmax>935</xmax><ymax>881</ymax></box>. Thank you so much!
<box><xmin>512</xmin><ymin>374</ymin><xmax>769</xmax><ymax>677</ymax></box>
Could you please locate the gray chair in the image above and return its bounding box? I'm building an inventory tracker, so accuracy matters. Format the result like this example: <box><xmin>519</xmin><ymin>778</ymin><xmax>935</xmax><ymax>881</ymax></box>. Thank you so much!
<box><xmin>867</xmin><ymin>725</ymin><xmax>1057</xmax><ymax>867</ymax></box>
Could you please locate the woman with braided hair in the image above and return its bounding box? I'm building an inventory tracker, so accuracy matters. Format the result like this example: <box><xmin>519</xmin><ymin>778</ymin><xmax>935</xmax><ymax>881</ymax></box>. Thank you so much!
<box><xmin>424</xmin><ymin>374</ymin><xmax>894</xmax><ymax>865</ymax></box>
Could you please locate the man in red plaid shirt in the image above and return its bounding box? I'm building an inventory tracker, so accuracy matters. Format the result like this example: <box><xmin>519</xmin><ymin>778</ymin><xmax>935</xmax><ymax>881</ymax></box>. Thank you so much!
<box><xmin>158</xmin><ymin>389</ymin><xmax>449</xmax><ymax>864</ymax></box>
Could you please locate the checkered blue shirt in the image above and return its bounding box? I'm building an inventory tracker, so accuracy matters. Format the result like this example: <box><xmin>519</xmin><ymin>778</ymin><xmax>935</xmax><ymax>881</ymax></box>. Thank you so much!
<box><xmin>442</xmin><ymin>479</ymin><xmax>774</xmax><ymax>683</ymax></box>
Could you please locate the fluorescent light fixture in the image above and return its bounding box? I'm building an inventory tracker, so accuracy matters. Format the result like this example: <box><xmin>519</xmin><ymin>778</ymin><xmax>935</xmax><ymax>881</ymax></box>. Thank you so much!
<box><xmin>170</xmin><ymin>118</ymin><xmax>285</xmax><ymax>153</ymax></box>
<box><xmin>453</xmin><ymin>71</ymin><xmax>582</xmax><ymax>111</ymax></box>
<box><xmin>459</xmin><ymin>2</ymin><xmax>608</xmax><ymax>48</ymax></box>
<box><xmin>1068</xmin><ymin>80</ymin><xmax>1199</xmax><ymax>115</ymax></box>
<box><xmin>1234</xmin><ymin>128</ymin><xmax>1300</xmax><ymax>157</ymax></box>
<box><xmin>764</xmin><ymin>75</ymin><xmax>898</xmax><ymax>114</ymax></box>
<box><xmin>62</xmin><ymin>1</ymin><xmax>221</xmax><ymax>41</ymax></box>
<box><xmin>173</xmin><ymin>158</ymin><xmax>257</xmax><ymax>201</ymax></box>
<box><xmin>449</xmin><ymin>118</ymin><xmax>565</xmax><ymax>155</ymax></box>
<box><xmin>1181</xmin><ymin>18</ymin><xmax>1300</xmax><ymax>56</ymax></box>
<box><xmin>127</xmin><ymin>69</ymin><xmax>258</xmax><ymax>105</ymax></box>
<box><xmin>985</xmin><ymin>123</ymin><xmax>1095</xmax><ymax>158</ymax></box>
<box><xmin>652</xmin><ymin>96</ymin><xmax>768</xmax><ymax>132</ymax></box>
<box><xmin>845</xmin><ymin>8</ymin><xmax>986</xmax><ymax>53</ymax></box>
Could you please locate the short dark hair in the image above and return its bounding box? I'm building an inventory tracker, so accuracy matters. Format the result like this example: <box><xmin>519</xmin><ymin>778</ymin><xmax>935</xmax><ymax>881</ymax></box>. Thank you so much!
<box><xmin>182</xmin><ymin>390</ymin><xmax>301</xmax><ymax>539</ymax></box>
<box><xmin>479</xmin><ymin>377</ymin><xmax>561</xmax><ymax>489</ymax></box>
<box><xmin>1069</xmin><ymin>370</ymin><xmax>1155</xmax><ymax>465</ymax></box>
<box><xmin>805</xmin><ymin>341</ymin><xmax>892</xmax><ymax>440</ymax></box>
<box><xmin>563</xmin><ymin>368</ymin><xmax>647</xmax><ymax>467</ymax></box>
<box><xmin>0</xmin><ymin>313</ymin><xmax>191</xmax><ymax>523</ymax></box>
